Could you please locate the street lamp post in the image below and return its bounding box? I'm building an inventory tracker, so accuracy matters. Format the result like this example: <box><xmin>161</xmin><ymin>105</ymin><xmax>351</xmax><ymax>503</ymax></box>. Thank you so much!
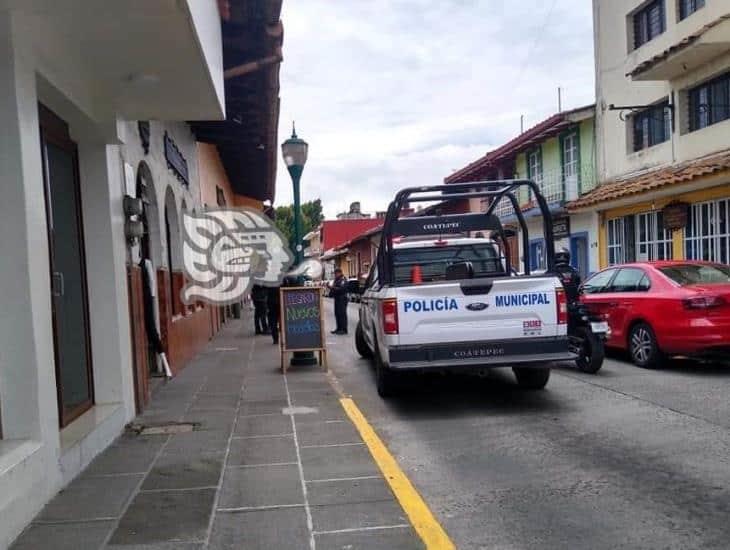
<box><xmin>281</xmin><ymin>123</ymin><xmax>317</xmax><ymax>367</ymax></box>
<box><xmin>281</xmin><ymin>124</ymin><xmax>308</xmax><ymax>266</ymax></box>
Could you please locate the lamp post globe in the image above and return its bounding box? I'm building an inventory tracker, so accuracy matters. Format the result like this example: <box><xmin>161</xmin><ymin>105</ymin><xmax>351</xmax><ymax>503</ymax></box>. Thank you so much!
<box><xmin>281</xmin><ymin>123</ymin><xmax>317</xmax><ymax>367</ymax></box>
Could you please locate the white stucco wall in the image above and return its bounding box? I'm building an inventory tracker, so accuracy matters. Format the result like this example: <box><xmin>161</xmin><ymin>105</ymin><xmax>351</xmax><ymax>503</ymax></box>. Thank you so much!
<box><xmin>594</xmin><ymin>0</ymin><xmax>730</xmax><ymax>182</ymax></box>
<box><xmin>120</xmin><ymin>120</ymin><xmax>203</xmax><ymax>269</ymax></box>
<box><xmin>514</xmin><ymin>211</ymin><xmax>600</xmax><ymax>275</ymax></box>
<box><xmin>184</xmin><ymin>0</ymin><xmax>225</xmax><ymax>117</ymax></box>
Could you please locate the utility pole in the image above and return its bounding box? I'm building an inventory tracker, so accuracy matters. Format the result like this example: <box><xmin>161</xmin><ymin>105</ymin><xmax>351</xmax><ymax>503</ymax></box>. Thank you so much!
<box><xmin>558</xmin><ymin>87</ymin><xmax>562</xmax><ymax>112</ymax></box>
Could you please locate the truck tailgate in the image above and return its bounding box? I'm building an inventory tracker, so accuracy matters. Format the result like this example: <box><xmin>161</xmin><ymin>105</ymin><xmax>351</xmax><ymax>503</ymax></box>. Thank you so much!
<box><xmin>395</xmin><ymin>277</ymin><xmax>564</xmax><ymax>346</ymax></box>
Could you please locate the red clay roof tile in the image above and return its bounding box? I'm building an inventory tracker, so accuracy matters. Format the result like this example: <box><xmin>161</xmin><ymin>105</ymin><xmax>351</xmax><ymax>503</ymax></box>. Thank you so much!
<box><xmin>567</xmin><ymin>149</ymin><xmax>730</xmax><ymax>210</ymax></box>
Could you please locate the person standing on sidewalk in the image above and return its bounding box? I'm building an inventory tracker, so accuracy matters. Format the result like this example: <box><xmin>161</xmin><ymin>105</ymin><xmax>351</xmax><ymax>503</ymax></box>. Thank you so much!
<box><xmin>251</xmin><ymin>284</ymin><xmax>269</xmax><ymax>334</ymax></box>
<box><xmin>266</xmin><ymin>285</ymin><xmax>280</xmax><ymax>345</ymax></box>
<box><xmin>330</xmin><ymin>268</ymin><xmax>349</xmax><ymax>335</ymax></box>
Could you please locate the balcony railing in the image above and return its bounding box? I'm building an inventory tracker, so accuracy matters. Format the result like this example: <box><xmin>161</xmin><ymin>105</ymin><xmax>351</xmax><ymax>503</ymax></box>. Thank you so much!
<box><xmin>484</xmin><ymin>165</ymin><xmax>597</xmax><ymax>217</ymax></box>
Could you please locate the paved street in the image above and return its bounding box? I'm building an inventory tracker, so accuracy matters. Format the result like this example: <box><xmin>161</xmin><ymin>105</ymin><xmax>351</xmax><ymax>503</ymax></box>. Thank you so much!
<box><xmin>13</xmin><ymin>302</ymin><xmax>730</xmax><ymax>549</ymax></box>
<box><xmin>323</xmin><ymin>303</ymin><xmax>730</xmax><ymax>549</ymax></box>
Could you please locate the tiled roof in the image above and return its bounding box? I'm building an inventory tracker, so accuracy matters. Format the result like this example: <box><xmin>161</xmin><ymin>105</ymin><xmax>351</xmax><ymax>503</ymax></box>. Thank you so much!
<box><xmin>628</xmin><ymin>14</ymin><xmax>730</xmax><ymax>78</ymax></box>
<box><xmin>567</xmin><ymin>149</ymin><xmax>730</xmax><ymax>210</ymax></box>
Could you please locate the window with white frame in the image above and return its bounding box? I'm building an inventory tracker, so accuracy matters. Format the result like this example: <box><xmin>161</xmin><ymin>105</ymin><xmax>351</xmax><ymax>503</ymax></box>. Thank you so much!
<box><xmin>607</xmin><ymin>212</ymin><xmax>670</xmax><ymax>265</ymax></box>
<box><xmin>563</xmin><ymin>131</ymin><xmax>580</xmax><ymax>199</ymax></box>
<box><xmin>527</xmin><ymin>148</ymin><xmax>543</xmax><ymax>203</ymax></box>
<box><xmin>685</xmin><ymin>199</ymin><xmax>730</xmax><ymax>264</ymax></box>
<box><xmin>607</xmin><ymin>217</ymin><xmax>626</xmax><ymax>265</ymax></box>
<box><xmin>563</xmin><ymin>133</ymin><xmax>579</xmax><ymax>180</ymax></box>
<box><xmin>528</xmin><ymin>148</ymin><xmax>543</xmax><ymax>186</ymax></box>
<box><xmin>635</xmin><ymin>211</ymin><xmax>673</xmax><ymax>261</ymax></box>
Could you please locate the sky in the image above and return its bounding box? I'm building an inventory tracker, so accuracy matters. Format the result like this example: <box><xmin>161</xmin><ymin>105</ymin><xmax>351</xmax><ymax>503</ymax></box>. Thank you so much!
<box><xmin>274</xmin><ymin>0</ymin><xmax>596</xmax><ymax>218</ymax></box>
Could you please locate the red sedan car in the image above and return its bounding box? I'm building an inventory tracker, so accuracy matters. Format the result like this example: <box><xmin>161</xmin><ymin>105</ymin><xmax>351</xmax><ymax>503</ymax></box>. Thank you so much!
<box><xmin>580</xmin><ymin>261</ymin><xmax>730</xmax><ymax>367</ymax></box>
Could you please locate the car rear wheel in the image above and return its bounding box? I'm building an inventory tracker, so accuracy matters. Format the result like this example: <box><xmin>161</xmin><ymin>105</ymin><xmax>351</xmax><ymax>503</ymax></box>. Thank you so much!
<box><xmin>629</xmin><ymin>323</ymin><xmax>663</xmax><ymax>368</ymax></box>
<box><xmin>355</xmin><ymin>322</ymin><xmax>373</xmax><ymax>359</ymax></box>
<box><xmin>513</xmin><ymin>367</ymin><xmax>550</xmax><ymax>389</ymax></box>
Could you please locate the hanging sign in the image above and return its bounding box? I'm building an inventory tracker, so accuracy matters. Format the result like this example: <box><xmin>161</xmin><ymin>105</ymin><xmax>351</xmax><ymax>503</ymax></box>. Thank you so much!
<box><xmin>279</xmin><ymin>287</ymin><xmax>327</xmax><ymax>373</ymax></box>
<box><xmin>164</xmin><ymin>131</ymin><xmax>189</xmax><ymax>187</ymax></box>
<box><xmin>553</xmin><ymin>216</ymin><xmax>571</xmax><ymax>239</ymax></box>
<box><xmin>662</xmin><ymin>202</ymin><xmax>689</xmax><ymax>231</ymax></box>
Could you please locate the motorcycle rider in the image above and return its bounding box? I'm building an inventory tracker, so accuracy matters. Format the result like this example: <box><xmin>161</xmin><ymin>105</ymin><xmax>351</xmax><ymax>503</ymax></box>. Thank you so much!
<box><xmin>554</xmin><ymin>247</ymin><xmax>581</xmax><ymax>304</ymax></box>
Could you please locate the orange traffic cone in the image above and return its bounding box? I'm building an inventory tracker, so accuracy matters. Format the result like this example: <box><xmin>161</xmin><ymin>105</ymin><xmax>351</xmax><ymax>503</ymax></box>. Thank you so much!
<box><xmin>411</xmin><ymin>265</ymin><xmax>423</xmax><ymax>284</ymax></box>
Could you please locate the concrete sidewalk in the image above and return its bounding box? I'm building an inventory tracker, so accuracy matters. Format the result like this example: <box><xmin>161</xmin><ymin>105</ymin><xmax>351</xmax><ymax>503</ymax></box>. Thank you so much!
<box><xmin>11</xmin><ymin>318</ymin><xmax>423</xmax><ymax>550</ymax></box>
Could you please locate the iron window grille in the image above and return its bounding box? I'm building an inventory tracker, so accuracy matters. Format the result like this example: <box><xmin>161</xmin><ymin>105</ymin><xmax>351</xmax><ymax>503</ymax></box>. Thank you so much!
<box><xmin>685</xmin><ymin>199</ymin><xmax>730</xmax><ymax>264</ymax></box>
<box><xmin>636</xmin><ymin>211</ymin><xmax>673</xmax><ymax>261</ymax></box>
<box><xmin>633</xmin><ymin>0</ymin><xmax>665</xmax><ymax>49</ymax></box>
<box><xmin>679</xmin><ymin>0</ymin><xmax>704</xmax><ymax>20</ymax></box>
<box><xmin>632</xmin><ymin>101</ymin><xmax>671</xmax><ymax>152</ymax></box>
<box><xmin>689</xmin><ymin>72</ymin><xmax>730</xmax><ymax>132</ymax></box>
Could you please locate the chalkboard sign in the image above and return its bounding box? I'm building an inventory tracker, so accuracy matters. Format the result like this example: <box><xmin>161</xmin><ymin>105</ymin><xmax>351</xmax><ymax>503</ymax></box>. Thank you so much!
<box><xmin>279</xmin><ymin>287</ymin><xmax>327</xmax><ymax>373</ymax></box>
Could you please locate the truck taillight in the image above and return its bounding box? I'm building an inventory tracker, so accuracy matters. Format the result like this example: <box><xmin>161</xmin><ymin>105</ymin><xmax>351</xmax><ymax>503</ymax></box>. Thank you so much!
<box><xmin>556</xmin><ymin>287</ymin><xmax>568</xmax><ymax>325</ymax></box>
<box><xmin>382</xmin><ymin>299</ymin><xmax>399</xmax><ymax>335</ymax></box>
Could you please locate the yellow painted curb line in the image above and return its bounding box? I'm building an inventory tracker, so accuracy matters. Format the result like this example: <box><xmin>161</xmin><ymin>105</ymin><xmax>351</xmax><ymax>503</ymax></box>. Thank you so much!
<box><xmin>340</xmin><ymin>397</ymin><xmax>456</xmax><ymax>550</ymax></box>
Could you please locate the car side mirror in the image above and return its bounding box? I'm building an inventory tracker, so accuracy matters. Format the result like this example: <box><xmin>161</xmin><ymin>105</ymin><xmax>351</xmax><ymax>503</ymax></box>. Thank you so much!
<box><xmin>446</xmin><ymin>261</ymin><xmax>473</xmax><ymax>280</ymax></box>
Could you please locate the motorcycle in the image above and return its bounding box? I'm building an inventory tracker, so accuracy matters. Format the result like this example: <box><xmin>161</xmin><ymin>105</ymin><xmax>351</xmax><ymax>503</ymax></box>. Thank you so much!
<box><xmin>568</xmin><ymin>302</ymin><xmax>609</xmax><ymax>374</ymax></box>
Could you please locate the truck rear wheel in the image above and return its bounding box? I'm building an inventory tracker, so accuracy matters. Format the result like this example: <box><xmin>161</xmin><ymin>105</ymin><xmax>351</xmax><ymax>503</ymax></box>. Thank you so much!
<box><xmin>355</xmin><ymin>323</ymin><xmax>373</xmax><ymax>359</ymax></box>
<box><xmin>513</xmin><ymin>367</ymin><xmax>550</xmax><ymax>390</ymax></box>
<box><xmin>374</xmin><ymin>344</ymin><xmax>397</xmax><ymax>398</ymax></box>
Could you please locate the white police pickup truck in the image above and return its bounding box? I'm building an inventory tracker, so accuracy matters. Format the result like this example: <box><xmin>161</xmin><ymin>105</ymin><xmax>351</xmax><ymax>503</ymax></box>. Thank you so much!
<box><xmin>355</xmin><ymin>181</ymin><xmax>575</xmax><ymax>397</ymax></box>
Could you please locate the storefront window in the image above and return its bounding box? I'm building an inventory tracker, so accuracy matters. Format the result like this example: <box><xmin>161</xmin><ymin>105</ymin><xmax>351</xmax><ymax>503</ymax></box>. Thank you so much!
<box><xmin>685</xmin><ymin>199</ymin><xmax>730</xmax><ymax>264</ymax></box>
<box><xmin>608</xmin><ymin>211</ymin><xmax>671</xmax><ymax>265</ymax></box>
<box><xmin>636</xmin><ymin>211</ymin><xmax>673</xmax><ymax>261</ymax></box>
<box><xmin>607</xmin><ymin>217</ymin><xmax>625</xmax><ymax>265</ymax></box>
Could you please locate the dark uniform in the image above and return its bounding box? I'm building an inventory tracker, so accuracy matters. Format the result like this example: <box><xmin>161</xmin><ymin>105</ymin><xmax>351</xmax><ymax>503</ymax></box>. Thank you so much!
<box><xmin>266</xmin><ymin>286</ymin><xmax>280</xmax><ymax>344</ymax></box>
<box><xmin>555</xmin><ymin>249</ymin><xmax>581</xmax><ymax>304</ymax></box>
<box><xmin>330</xmin><ymin>273</ymin><xmax>349</xmax><ymax>334</ymax></box>
<box><xmin>251</xmin><ymin>284</ymin><xmax>268</xmax><ymax>334</ymax></box>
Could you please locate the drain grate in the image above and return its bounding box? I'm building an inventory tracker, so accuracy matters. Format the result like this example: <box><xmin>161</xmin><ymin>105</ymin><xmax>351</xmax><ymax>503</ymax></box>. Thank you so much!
<box><xmin>127</xmin><ymin>422</ymin><xmax>199</xmax><ymax>436</ymax></box>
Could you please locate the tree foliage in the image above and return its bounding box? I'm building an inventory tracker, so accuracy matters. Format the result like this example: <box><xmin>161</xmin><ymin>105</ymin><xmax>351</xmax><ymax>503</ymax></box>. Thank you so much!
<box><xmin>274</xmin><ymin>199</ymin><xmax>324</xmax><ymax>249</ymax></box>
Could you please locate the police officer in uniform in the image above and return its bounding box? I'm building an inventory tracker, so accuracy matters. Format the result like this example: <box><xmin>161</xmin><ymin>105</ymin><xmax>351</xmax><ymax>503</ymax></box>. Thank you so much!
<box><xmin>554</xmin><ymin>247</ymin><xmax>581</xmax><ymax>304</ymax></box>
<box><xmin>266</xmin><ymin>285</ymin><xmax>280</xmax><ymax>345</ymax></box>
<box><xmin>251</xmin><ymin>284</ymin><xmax>269</xmax><ymax>334</ymax></box>
<box><xmin>330</xmin><ymin>268</ymin><xmax>349</xmax><ymax>335</ymax></box>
